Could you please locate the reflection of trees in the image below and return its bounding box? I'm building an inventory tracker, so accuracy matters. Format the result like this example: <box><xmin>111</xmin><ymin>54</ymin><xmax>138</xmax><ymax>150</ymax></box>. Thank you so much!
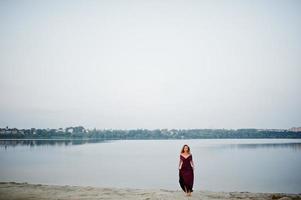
<box><xmin>216</xmin><ymin>143</ymin><xmax>301</xmax><ymax>150</ymax></box>
<box><xmin>1</xmin><ymin>139</ymin><xmax>301</xmax><ymax>151</ymax></box>
<box><xmin>0</xmin><ymin>139</ymin><xmax>111</xmax><ymax>149</ymax></box>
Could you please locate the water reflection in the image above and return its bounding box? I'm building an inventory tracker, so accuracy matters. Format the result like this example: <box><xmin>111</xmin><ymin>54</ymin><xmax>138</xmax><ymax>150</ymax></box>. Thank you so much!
<box><xmin>0</xmin><ymin>139</ymin><xmax>113</xmax><ymax>149</ymax></box>
<box><xmin>0</xmin><ymin>139</ymin><xmax>301</xmax><ymax>151</ymax></box>
<box><xmin>0</xmin><ymin>139</ymin><xmax>300</xmax><ymax>193</ymax></box>
<box><xmin>217</xmin><ymin>142</ymin><xmax>301</xmax><ymax>150</ymax></box>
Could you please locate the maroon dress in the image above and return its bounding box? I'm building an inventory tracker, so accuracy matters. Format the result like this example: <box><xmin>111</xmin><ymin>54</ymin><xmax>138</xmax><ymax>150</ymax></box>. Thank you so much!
<box><xmin>179</xmin><ymin>154</ymin><xmax>194</xmax><ymax>192</ymax></box>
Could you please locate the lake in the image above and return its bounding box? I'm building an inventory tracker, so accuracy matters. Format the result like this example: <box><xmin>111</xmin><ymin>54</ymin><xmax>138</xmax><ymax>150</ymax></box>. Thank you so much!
<box><xmin>0</xmin><ymin>139</ymin><xmax>300</xmax><ymax>193</ymax></box>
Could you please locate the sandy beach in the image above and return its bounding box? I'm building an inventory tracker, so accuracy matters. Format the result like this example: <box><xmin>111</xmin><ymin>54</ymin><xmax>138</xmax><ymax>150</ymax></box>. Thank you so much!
<box><xmin>0</xmin><ymin>182</ymin><xmax>300</xmax><ymax>200</ymax></box>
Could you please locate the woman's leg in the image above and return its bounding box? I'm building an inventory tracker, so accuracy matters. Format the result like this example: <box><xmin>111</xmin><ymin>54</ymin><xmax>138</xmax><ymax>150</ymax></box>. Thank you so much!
<box><xmin>187</xmin><ymin>185</ymin><xmax>192</xmax><ymax>196</ymax></box>
<box><xmin>184</xmin><ymin>186</ymin><xmax>190</xmax><ymax>196</ymax></box>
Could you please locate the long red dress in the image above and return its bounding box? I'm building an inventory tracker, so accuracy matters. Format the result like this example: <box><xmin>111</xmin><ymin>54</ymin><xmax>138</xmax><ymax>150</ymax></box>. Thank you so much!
<box><xmin>179</xmin><ymin>154</ymin><xmax>194</xmax><ymax>192</ymax></box>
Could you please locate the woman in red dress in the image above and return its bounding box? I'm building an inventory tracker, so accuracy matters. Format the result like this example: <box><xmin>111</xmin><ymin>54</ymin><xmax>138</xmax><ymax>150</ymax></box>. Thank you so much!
<box><xmin>178</xmin><ymin>144</ymin><xmax>194</xmax><ymax>196</ymax></box>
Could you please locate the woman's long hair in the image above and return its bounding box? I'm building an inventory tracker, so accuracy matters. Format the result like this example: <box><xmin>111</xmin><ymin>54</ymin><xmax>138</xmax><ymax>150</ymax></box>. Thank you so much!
<box><xmin>181</xmin><ymin>144</ymin><xmax>191</xmax><ymax>154</ymax></box>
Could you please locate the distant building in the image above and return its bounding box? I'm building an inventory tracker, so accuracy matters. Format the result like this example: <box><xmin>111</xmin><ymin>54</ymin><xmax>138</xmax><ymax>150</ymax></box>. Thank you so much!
<box><xmin>289</xmin><ymin>127</ymin><xmax>301</xmax><ymax>132</ymax></box>
<box><xmin>11</xmin><ymin>128</ymin><xmax>18</xmax><ymax>134</ymax></box>
<box><xmin>0</xmin><ymin>128</ymin><xmax>6</xmax><ymax>134</ymax></box>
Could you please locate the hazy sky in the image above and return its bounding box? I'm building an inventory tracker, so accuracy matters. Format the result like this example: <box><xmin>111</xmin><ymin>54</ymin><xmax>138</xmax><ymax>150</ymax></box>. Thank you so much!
<box><xmin>0</xmin><ymin>0</ymin><xmax>300</xmax><ymax>130</ymax></box>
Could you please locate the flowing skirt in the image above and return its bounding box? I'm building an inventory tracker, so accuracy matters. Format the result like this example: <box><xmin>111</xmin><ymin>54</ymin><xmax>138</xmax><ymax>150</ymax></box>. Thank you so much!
<box><xmin>179</xmin><ymin>168</ymin><xmax>194</xmax><ymax>192</ymax></box>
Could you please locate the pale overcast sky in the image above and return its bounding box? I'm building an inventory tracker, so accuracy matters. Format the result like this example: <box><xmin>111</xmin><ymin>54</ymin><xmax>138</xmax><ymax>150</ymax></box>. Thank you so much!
<box><xmin>0</xmin><ymin>0</ymin><xmax>300</xmax><ymax>129</ymax></box>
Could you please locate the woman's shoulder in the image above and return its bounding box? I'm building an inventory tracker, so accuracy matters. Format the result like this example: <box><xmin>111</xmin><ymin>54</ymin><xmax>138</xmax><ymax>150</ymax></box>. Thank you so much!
<box><xmin>180</xmin><ymin>153</ymin><xmax>191</xmax><ymax>155</ymax></box>
<box><xmin>180</xmin><ymin>153</ymin><xmax>192</xmax><ymax>158</ymax></box>
<box><xmin>180</xmin><ymin>152</ymin><xmax>192</xmax><ymax>155</ymax></box>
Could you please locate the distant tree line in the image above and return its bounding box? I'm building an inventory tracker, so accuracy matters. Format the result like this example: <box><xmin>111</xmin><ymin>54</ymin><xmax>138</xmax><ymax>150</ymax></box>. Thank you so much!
<box><xmin>0</xmin><ymin>126</ymin><xmax>301</xmax><ymax>139</ymax></box>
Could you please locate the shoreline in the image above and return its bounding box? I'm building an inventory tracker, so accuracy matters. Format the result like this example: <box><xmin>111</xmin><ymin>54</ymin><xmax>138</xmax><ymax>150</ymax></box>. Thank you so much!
<box><xmin>0</xmin><ymin>182</ymin><xmax>300</xmax><ymax>200</ymax></box>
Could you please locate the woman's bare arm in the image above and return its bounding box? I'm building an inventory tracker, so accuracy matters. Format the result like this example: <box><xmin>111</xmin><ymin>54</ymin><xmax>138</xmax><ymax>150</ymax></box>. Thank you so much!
<box><xmin>179</xmin><ymin>159</ymin><xmax>183</xmax><ymax>170</ymax></box>
<box><xmin>190</xmin><ymin>158</ymin><xmax>195</xmax><ymax>169</ymax></box>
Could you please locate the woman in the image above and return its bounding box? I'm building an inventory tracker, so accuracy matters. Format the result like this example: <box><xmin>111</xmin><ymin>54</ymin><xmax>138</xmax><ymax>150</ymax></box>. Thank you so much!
<box><xmin>178</xmin><ymin>144</ymin><xmax>194</xmax><ymax>196</ymax></box>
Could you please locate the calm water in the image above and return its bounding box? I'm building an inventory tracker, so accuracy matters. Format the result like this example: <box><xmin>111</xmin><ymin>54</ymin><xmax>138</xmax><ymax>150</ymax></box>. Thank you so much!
<box><xmin>0</xmin><ymin>139</ymin><xmax>301</xmax><ymax>193</ymax></box>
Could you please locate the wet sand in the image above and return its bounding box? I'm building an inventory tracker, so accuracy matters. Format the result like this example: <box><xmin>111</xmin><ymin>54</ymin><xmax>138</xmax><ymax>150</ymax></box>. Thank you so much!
<box><xmin>0</xmin><ymin>182</ymin><xmax>300</xmax><ymax>200</ymax></box>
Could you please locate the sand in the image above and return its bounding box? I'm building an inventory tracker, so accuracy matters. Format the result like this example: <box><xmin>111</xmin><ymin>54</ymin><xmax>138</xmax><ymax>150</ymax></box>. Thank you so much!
<box><xmin>0</xmin><ymin>182</ymin><xmax>300</xmax><ymax>200</ymax></box>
